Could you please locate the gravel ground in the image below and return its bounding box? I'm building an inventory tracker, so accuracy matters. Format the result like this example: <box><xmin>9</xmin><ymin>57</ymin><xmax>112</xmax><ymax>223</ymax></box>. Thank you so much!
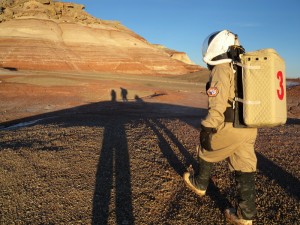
<box><xmin>0</xmin><ymin>100</ymin><xmax>299</xmax><ymax>225</ymax></box>
<box><xmin>0</xmin><ymin>72</ymin><xmax>299</xmax><ymax>224</ymax></box>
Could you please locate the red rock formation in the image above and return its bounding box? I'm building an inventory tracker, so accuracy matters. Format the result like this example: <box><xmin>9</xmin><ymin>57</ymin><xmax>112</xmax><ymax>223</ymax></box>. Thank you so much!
<box><xmin>0</xmin><ymin>0</ymin><xmax>202</xmax><ymax>75</ymax></box>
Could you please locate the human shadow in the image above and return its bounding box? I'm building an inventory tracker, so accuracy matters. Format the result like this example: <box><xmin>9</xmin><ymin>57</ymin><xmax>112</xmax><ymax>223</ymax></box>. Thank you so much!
<box><xmin>0</xmin><ymin>101</ymin><xmax>206</xmax><ymax>224</ymax></box>
<box><xmin>145</xmin><ymin>118</ymin><xmax>233</xmax><ymax>213</ymax></box>
<box><xmin>120</xmin><ymin>87</ymin><xmax>128</xmax><ymax>102</ymax></box>
<box><xmin>134</xmin><ymin>95</ymin><xmax>144</xmax><ymax>103</ymax></box>
<box><xmin>110</xmin><ymin>89</ymin><xmax>117</xmax><ymax>102</ymax></box>
<box><xmin>257</xmin><ymin>152</ymin><xmax>300</xmax><ymax>200</ymax></box>
<box><xmin>92</xmin><ymin>117</ymin><xmax>134</xmax><ymax>225</ymax></box>
<box><xmin>1</xmin><ymin>101</ymin><xmax>299</xmax><ymax>223</ymax></box>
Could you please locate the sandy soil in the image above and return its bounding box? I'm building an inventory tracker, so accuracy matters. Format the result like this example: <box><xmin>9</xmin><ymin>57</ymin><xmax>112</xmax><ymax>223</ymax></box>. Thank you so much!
<box><xmin>0</xmin><ymin>69</ymin><xmax>299</xmax><ymax>224</ymax></box>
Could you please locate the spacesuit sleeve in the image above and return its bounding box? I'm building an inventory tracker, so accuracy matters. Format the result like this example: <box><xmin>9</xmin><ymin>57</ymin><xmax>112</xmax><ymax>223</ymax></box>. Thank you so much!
<box><xmin>201</xmin><ymin>65</ymin><xmax>231</xmax><ymax>128</ymax></box>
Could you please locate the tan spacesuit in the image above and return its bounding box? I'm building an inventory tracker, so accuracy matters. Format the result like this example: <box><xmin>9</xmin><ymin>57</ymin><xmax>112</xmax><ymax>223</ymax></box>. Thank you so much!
<box><xmin>200</xmin><ymin>63</ymin><xmax>257</xmax><ymax>172</ymax></box>
<box><xmin>183</xmin><ymin>30</ymin><xmax>257</xmax><ymax>225</ymax></box>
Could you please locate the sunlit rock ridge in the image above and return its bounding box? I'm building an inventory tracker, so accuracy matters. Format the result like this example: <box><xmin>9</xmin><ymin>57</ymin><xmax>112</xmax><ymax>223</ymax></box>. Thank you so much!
<box><xmin>0</xmin><ymin>0</ymin><xmax>201</xmax><ymax>75</ymax></box>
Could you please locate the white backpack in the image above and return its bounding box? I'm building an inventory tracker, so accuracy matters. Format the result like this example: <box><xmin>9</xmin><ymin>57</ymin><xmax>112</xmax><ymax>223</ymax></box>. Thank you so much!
<box><xmin>233</xmin><ymin>48</ymin><xmax>287</xmax><ymax>128</ymax></box>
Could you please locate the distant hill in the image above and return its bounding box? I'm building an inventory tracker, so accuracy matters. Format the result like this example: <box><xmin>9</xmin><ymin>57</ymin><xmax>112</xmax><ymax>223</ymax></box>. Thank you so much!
<box><xmin>0</xmin><ymin>0</ymin><xmax>202</xmax><ymax>75</ymax></box>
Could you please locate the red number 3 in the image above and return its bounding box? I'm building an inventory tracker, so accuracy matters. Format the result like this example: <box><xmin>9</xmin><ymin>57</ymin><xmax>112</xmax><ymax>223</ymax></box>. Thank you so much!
<box><xmin>277</xmin><ymin>71</ymin><xmax>284</xmax><ymax>100</ymax></box>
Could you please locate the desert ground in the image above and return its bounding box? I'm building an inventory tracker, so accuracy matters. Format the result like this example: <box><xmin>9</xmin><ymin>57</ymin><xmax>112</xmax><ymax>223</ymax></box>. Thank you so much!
<box><xmin>0</xmin><ymin>68</ymin><xmax>299</xmax><ymax>225</ymax></box>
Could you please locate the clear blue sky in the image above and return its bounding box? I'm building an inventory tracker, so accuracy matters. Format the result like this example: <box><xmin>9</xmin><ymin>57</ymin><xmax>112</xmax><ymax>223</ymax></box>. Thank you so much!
<box><xmin>61</xmin><ymin>0</ymin><xmax>300</xmax><ymax>78</ymax></box>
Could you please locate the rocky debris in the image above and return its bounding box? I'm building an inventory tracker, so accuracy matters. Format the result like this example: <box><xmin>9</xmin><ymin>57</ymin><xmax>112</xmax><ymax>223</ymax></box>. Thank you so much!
<box><xmin>0</xmin><ymin>0</ymin><xmax>202</xmax><ymax>75</ymax></box>
<box><xmin>0</xmin><ymin>112</ymin><xmax>299</xmax><ymax>224</ymax></box>
<box><xmin>287</xmin><ymin>84</ymin><xmax>300</xmax><ymax>118</ymax></box>
<box><xmin>0</xmin><ymin>69</ymin><xmax>299</xmax><ymax>224</ymax></box>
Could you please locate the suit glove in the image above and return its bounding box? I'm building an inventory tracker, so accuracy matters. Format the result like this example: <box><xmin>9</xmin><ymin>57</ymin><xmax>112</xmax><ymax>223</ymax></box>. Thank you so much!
<box><xmin>200</xmin><ymin>125</ymin><xmax>217</xmax><ymax>151</ymax></box>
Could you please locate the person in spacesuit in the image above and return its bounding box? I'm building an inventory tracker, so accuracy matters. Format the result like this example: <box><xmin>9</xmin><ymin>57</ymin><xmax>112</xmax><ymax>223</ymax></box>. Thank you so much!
<box><xmin>183</xmin><ymin>30</ymin><xmax>257</xmax><ymax>225</ymax></box>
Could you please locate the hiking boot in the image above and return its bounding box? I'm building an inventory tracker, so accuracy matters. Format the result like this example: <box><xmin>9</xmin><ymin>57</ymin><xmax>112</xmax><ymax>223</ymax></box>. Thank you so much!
<box><xmin>183</xmin><ymin>157</ymin><xmax>212</xmax><ymax>197</ymax></box>
<box><xmin>235</xmin><ymin>171</ymin><xmax>257</xmax><ymax>219</ymax></box>
<box><xmin>225</xmin><ymin>208</ymin><xmax>253</xmax><ymax>225</ymax></box>
<box><xmin>183</xmin><ymin>172</ymin><xmax>206</xmax><ymax>197</ymax></box>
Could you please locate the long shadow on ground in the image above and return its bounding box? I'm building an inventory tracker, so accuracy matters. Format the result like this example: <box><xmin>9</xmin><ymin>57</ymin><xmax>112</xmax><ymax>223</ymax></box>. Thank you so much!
<box><xmin>1</xmin><ymin>101</ymin><xmax>299</xmax><ymax>224</ymax></box>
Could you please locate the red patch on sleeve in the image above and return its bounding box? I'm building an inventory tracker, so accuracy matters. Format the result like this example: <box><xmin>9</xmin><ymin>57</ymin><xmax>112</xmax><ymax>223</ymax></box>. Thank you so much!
<box><xmin>207</xmin><ymin>87</ymin><xmax>219</xmax><ymax>97</ymax></box>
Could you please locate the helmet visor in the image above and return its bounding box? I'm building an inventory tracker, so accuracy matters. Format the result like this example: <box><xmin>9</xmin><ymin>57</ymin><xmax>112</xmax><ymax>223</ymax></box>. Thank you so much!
<box><xmin>202</xmin><ymin>31</ymin><xmax>220</xmax><ymax>57</ymax></box>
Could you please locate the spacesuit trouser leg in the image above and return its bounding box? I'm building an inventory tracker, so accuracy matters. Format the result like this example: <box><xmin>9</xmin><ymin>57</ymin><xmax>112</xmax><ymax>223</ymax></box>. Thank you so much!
<box><xmin>199</xmin><ymin>122</ymin><xmax>257</xmax><ymax>172</ymax></box>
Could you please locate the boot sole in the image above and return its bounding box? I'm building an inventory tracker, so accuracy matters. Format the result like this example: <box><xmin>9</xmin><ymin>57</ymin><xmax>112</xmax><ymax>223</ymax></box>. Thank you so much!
<box><xmin>183</xmin><ymin>172</ymin><xmax>206</xmax><ymax>197</ymax></box>
<box><xmin>225</xmin><ymin>209</ymin><xmax>253</xmax><ymax>225</ymax></box>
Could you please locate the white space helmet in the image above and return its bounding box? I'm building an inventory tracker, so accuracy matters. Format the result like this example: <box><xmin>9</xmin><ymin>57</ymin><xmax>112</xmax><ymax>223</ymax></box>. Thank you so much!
<box><xmin>202</xmin><ymin>30</ymin><xmax>240</xmax><ymax>66</ymax></box>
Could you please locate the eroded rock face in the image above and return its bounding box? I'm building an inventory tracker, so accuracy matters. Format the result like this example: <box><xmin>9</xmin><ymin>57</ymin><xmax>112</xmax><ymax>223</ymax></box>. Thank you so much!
<box><xmin>0</xmin><ymin>0</ymin><xmax>201</xmax><ymax>75</ymax></box>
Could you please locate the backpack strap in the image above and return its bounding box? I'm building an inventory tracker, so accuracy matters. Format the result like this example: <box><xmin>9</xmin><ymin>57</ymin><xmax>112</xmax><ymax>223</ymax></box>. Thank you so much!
<box><xmin>234</xmin><ymin>97</ymin><xmax>261</xmax><ymax>105</ymax></box>
<box><xmin>235</xmin><ymin>62</ymin><xmax>261</xmax><ymax>70</ymax></box>
<box><xmin>232</xmin><ymin>62</ymin><xmax>248</xmax><ymax>127</ymax></box>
